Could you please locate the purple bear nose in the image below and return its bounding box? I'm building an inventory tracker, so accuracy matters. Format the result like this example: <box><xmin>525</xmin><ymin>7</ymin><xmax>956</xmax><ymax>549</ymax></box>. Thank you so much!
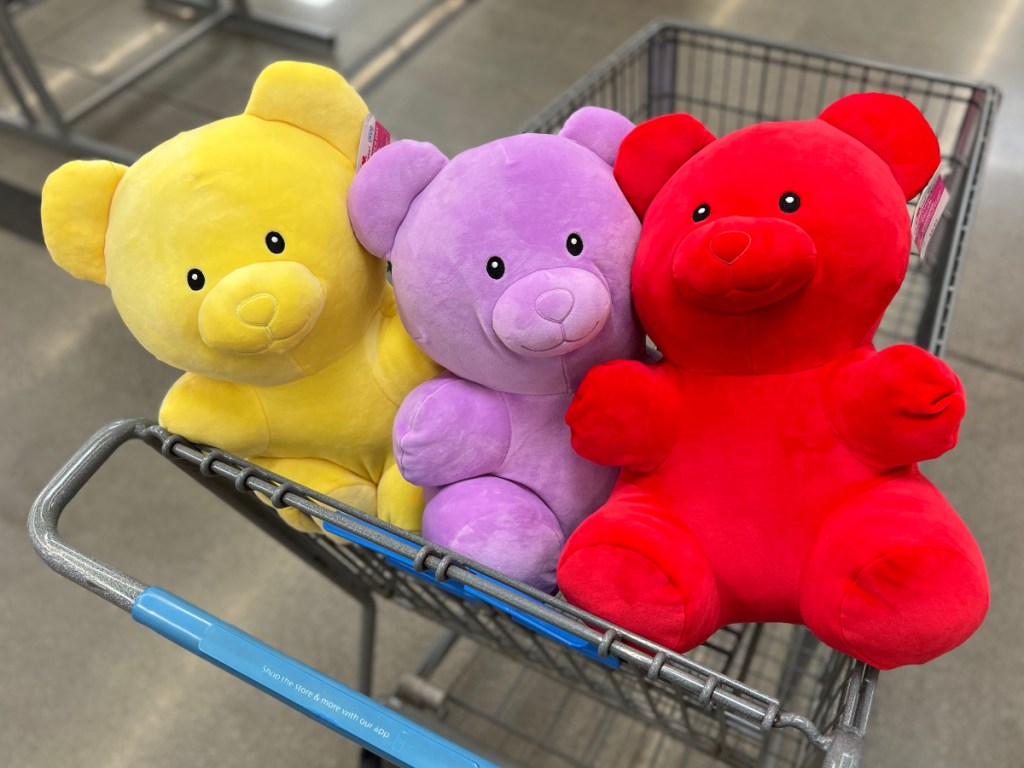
<box><xmin>535</xmin><ymin>289</ymin><xmax>575</xmax><ymax>323</ymax></box>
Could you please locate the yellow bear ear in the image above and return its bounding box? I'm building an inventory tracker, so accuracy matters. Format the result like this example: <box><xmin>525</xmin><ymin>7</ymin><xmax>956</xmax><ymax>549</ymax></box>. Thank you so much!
<box><xmin>245</xmin><ymin>61</ymin><xmax>369</xmax><ymax>167</ymax></box>
<box><xmin>41</xmin><ymin>160</ymin><xmax>126</xmax><ymax>285</ymax></box>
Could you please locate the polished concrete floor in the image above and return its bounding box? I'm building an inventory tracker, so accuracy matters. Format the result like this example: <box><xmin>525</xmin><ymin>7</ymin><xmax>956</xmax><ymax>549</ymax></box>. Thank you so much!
<box><xmin>1</xmin><ymin>1</ymin><xmax>1022</xmax><ymax>766</ymax></box>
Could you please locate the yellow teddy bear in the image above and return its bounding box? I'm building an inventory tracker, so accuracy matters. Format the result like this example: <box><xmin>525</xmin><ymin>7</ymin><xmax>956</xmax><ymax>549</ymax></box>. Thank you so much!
<box><xmin>40</xmin><ymin>62</ymin><xmax>440</xmax><ymax>533</ymax></box>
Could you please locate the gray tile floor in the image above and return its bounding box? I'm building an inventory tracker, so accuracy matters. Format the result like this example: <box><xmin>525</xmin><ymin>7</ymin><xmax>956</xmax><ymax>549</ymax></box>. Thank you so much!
<box><xmin>1</xmin><ymin>1</ymin><xmax>1022</xmax><ymax>766</ymax></box>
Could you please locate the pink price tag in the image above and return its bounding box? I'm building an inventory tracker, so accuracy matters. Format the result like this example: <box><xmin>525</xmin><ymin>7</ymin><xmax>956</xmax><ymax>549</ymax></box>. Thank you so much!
<box><xmin>357</xmin><ymin>114</ymin><xmax>391</xmax><ymax>170</ymax></box>
<box><xmin>911</xmin><ymin>174</ymin><xmax>949</xmax><ymax>260</ymax></box>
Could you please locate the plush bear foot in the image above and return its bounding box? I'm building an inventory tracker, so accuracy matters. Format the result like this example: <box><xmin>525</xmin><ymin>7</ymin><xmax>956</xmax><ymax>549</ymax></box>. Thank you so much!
<box><xmin>377</xmin><ymin>460</ymin><xmax>425</xmax><ymax>534</ymax></box>
<box><xmin>836</xmin><ymin>545</ymin><xmax>986</xmax><ymax>669</ymax></box>
<box><xmin>423</xmin><ymin>477</ymin><xmax>564</xmax><ymax>593</ymax></box>
<box><xmin>801</xmin><ymin>476</ymin><xmax>989</xmax><ymax>669</ymax></box>
<box><xmin>557</xmin><ymin>496</ymin><xmax>721</xmax><ymax>651</ymax></box>
<box><xmin>254</xmin><ymin>456</ymin><xmax>377</xmax><ymax>534</ymax></box>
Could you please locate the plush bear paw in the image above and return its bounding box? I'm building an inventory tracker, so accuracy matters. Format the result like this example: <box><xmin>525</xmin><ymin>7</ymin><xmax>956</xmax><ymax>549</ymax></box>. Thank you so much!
<box><xmin>423</xmin><ymin>476</ymin><xmax>564</xmax><ymax>593</ymax></box>
<box><xmin>566</xmin><ymin>360</ymin><xmax>676</xmax><ymax>471</ymax></box>
<box><xmin>557</xmin><ymin>503</ymin><xmax>721</xmax><ymax>651</ymax></box>
<box><xmin>558</xmin><ymin>544</ymin><xmax>694</xmax><ymax>649</ymax></box>
<box><xmin>827</xmin><ymin>345</ymin><xmax>966</xmax><ymax>466</ymax></box>
<box><xmin>832</xmin><ymin>545</ymin><xmax>989</xmax><ymax>669</ymax></box>
<box><xmin>801</xmin><ymin>477</ymin><xmax>989</xmax><ymax>668</ymax></box>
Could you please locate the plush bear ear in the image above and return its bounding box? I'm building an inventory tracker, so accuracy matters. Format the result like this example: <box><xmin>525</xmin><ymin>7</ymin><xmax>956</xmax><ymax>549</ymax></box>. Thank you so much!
<box><xmin>558</xmin><ymin>107</ymin><xmax>634</xmax><ymax>166</ymax></box>
<box><xmin>245</xmin><ymin>61</ymin><xmax>368</xmax><ymax>167</ymax></box>
<box><xmin>613</xmin><ymin>114</ymin><xmax>716</xmax><ymax>219</ymax></box>
<box><xmin>819</xmin><ymin>93</ymin><xmax>940</xmax><ymax>201</ymax></box>
<box><xmin>41</xmin><ymin>159</ymin><xmax>127</xmax><ymax>285</ymax></box>
<box><xmin>348</xmin><ymin>140</ymin><xmax>449</xmax><ymax>260</ymax></box>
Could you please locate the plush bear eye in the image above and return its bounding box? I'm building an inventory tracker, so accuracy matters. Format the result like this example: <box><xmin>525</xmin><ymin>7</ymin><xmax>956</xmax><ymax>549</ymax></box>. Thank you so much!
<box><xmin>692</xmin><ymin>203</ymin><xmax>711</xmax><ymax>222</ymax></box>
<box><xmin>779</xmin><ymin>192</ymin><xmax>801</xmax><ymax>213</ymax></box>
<box><xmin>486</xmin><ymin>256</ymin><xmax>505</xmax><ymax>280</ymax></box>
<box><xmin>187</xmin><ymin>268</ymin><xmax>205</xmax><ymax>291</ymax></box>
<box><xmin>265</xmin><ymin>231</ymin><xmax>285</xmax><ymax>254</ymax></box>
<box><xmin>566</xmin><ymin>232</ymin><xmax>584</xmax><ymax>256</ymax></box>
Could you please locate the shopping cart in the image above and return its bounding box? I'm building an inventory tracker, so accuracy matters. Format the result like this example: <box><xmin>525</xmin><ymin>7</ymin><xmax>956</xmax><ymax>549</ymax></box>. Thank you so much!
<box><xmin>28</xmin><ymin>20</ymin><xmax>999</xmax><ymax>768</ymax></box>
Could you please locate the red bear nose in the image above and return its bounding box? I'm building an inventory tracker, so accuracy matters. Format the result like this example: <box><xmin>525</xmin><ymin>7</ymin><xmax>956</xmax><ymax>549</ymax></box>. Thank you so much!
<box><xmin>709</xmin><ymin>231</ymin><xmax>752</xmax><ymax>264</ymax></box>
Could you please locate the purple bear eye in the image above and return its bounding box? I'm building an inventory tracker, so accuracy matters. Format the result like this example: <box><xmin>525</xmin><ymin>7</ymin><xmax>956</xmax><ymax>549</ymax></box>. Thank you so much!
<box><xmin>566</xmin><ymin>232</ymin><xmax>584</xmax><ymax>256</ymax></box>
<box><xmin>486</xmin><ymin>256</ymin><xmax>505</xmax><ymax>280</ymax></box>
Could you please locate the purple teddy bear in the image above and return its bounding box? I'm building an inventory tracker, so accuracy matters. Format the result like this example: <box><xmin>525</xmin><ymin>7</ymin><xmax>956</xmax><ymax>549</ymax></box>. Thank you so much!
<box><xmin>348</xmin><ymin>108</ymin><xmax>643</xmax><ymax>591</ymax></box>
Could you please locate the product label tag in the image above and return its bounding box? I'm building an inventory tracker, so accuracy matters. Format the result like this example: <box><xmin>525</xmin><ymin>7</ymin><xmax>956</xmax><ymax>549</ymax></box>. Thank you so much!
<box><xmin>357</xmin><ymin>114</ymin><xmax>391</xmax><ymax>170</ymax></box>
<box><xmin>911</xmin><ymin>173</ymin><xmax>949</xmax><ymax>261</ymax></box>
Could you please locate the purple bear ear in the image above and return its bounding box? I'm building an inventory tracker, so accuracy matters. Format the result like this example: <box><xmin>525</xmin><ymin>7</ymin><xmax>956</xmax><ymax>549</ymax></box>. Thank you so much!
<box><xmin>348</xmin><ymin>140</ymin><xmax>449</xmax><ymax>259</ymax></box>
<box><xmin>557</xmin><ymin>106</ymin><xmax>635</xmax><ymax>166</ymax></box>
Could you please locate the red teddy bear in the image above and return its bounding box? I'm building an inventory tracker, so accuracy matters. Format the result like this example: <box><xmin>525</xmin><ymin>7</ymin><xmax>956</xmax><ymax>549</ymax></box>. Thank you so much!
<box><xmin>557</xmin><ymin>93</ymin><xmax>989</xmax><ymax>670</ymax></box>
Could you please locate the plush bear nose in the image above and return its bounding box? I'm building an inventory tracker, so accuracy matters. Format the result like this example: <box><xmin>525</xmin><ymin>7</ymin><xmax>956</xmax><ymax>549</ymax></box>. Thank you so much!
<box><xmin>535</xmin><ymin>288</ymin><xmax>575</xmax><ymax>323</ymax></box>
<box><xmin>709</xmin><ymin>231</ymin><xmax>752</xmax><ymax>264</ymax></box>
<box><xmin>237</xmin><ymin>294</ymin><xmax>278</xmax><ymax>327</ymax></box>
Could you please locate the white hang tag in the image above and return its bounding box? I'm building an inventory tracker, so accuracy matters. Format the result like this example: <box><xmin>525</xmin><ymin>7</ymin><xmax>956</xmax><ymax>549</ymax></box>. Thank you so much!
<box><xmin>911</xmin><ymin>173</ymin><xmax>950</xmax><ymax>262</ymax></box>
<box><xmin>357</xmin><ymin>113</ymin><xmax>391</xmax><ymax>170</ymax></box>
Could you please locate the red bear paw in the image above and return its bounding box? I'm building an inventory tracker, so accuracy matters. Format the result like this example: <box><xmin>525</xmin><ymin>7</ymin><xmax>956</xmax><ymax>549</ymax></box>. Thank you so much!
<box><xmin>825</xmin><ymin>345</ymin><xmax>966</xmax><ymax>467</ymax></box>
<box><xmin>801</xmin><ymin>477</ymin><xmax>989</xmax><ymax>669</ymax></box>
<box><xmin>557</xmin><ymin>503</ymin><xmax>722</xmax><ymax>651</ymax></box>
<box><xmin>559</xmin><ymin>544</ymin><xmax>693</xmax><ymax>650</ymax></box>
<box><xmin>832</xmin><ymin>545</ymin><xmax>989</xmax><ymax>669</ymax></box>
<box><xmin>566</xmin><ymin>360</ymin><xmax>679</xmax><ymax>471</ymax></box>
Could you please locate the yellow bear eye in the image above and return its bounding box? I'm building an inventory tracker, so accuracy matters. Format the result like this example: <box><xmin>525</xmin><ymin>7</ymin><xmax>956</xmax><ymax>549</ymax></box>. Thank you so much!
<box><xmin>265</xmin><ymin>231</ymin><xmax>285</xmax><ymax>254</ymax></box>
<box><xmin>187</xmin><ymin>268</ymin><xmax>205</xmax><ymax>291</ymax></box>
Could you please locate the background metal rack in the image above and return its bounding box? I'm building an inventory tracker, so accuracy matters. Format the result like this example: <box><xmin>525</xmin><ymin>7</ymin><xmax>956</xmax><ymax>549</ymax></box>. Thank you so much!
<box><xmin>28</xmin><ymin>20</ymin><xmax>999</xmax><ymax>768</ymax></box>
<box><xmin>0</xmin><ymin>0</ymin><xmax>334</xmax><ymax>163</ymax></box>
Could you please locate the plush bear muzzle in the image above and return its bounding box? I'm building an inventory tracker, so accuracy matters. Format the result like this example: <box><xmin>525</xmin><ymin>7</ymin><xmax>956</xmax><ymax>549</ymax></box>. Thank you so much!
<box><xmin>197</xmin><ymin>261</ymin><xmax>326</xmax><ymax>354</ymax></box>
<box><xmin>491</xmin><ymin>267</ymin><xmax>612</xmax><ymax>357</ymax></box>
<box><xmin>671</xmin><ymin>216</ymin><xmax>817</xmax><ymax>313</ymax></box>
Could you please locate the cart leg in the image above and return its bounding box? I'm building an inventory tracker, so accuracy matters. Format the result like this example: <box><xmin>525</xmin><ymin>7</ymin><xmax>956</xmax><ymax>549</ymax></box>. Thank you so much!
<box><xmin>358</xmin><ymin>597</ymin><xmax>377</xmax><ymax>696</ymax></box>
<box><xmin>823</xmin><ymin>727</ymin><xmax>863</xmax><ymax>768</ymax></box>
<box><xmin>359</xmin><ymin>748</ymin><xmax>384</xmax><ymax>768</ymax></box>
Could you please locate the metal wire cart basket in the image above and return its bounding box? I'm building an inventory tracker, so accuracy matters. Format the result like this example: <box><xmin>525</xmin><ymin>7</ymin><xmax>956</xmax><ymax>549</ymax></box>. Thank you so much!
<box><xmin>29</xmin><ymin>20</ymin><xmax>999</xmax><ymax>768</ymax></box>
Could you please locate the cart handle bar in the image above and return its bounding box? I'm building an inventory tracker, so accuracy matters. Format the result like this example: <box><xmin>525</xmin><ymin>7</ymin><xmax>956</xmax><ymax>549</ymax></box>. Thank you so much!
<box><xmin>28</xmin><ymin>419</ymin><xmax>497</xmax><ymax>768</ymax></box>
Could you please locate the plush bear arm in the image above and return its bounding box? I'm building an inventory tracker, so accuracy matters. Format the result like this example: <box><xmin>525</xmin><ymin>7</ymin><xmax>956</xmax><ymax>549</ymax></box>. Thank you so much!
<box><xmin>371</xmin><ymin>290</ymin><xmax>444</xmax><ymax>406</ymax></box>
<box><xmin>159</xmin><ymin>373</ymin><xmax>271</xmax><ymax>457</ymax></box>
<box><xmin>823</xmin><ymin>345</ymin><xmax>965</xmax><ymax>467</ymax></box>
<box><xmin>566</xmin><ymin>359</ymin><xmax>679</xmax><ymax>472</ymax></box>
<box><xmin>393</xmin><ymin>376</ymin><xmax>512</xmax><ymax>487</ymax></box>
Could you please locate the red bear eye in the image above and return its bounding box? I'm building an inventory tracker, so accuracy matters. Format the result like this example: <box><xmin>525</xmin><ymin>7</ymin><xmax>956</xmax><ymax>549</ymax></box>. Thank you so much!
<box><xmin>692</xmin><ymin>203</ymin><xmax>711</xmax><ymax>222</ymax></box>
<box><xmin>779</xmin><ymin>192</ymin><xmax>801</xmax><ymax>213</ymax></box>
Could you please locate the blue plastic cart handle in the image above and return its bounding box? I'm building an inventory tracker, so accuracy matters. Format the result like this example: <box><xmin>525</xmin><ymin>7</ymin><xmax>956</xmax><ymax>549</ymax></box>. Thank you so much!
<box><xmin>132</xmin><ymin>587</ymin><xmax>497</xmax><ymax>768</ymax></box>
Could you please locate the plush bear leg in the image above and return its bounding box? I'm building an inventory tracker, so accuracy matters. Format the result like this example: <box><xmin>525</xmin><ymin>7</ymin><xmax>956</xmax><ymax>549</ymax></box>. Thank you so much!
<box><xmin>377</xmin><ymin>459</ymin><xmax>426</xmax><ymax>533</ymax></box>
<box><xmin>800</xmin><ymin>476</ymin><xmax>989</xmax><ymax>669</ymax></box>
<box><xmin>255</xmin><ymin>456</ymin><xmax>377</xmax><ymax>534</ymax></box>
<box><xmin>557</xmin><ymin>489</ymin><xmax>721</xmax><ymax>652</ymax></box>
<box><xmin>423</xmin><ymin>476</ymin><xmax>565</xmax><ymax>593</ymax></box>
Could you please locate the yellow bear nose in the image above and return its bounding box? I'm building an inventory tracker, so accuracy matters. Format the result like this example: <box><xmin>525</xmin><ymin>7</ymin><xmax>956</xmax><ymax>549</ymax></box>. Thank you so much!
<box><xmin>238</xmin><ymin>294</ymin><xmax>278</xmax><ymax>327</ymax></box>
<box><xmin>199</xmin><ymin>261</ymin><xmax>325</xmax><ymax>354</ymax></box>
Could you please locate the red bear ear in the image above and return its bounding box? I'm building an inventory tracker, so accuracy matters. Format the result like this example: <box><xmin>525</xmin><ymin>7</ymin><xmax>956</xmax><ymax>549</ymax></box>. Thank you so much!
<box><xmin>819</xmin><ymin>93</ymin><xmax>940</xmax><ymax>201</ymax></box>
<box><xmin>613</xmin><ymin>114</ymin><xmax>716</xmax><ymax>218</ymax></box>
